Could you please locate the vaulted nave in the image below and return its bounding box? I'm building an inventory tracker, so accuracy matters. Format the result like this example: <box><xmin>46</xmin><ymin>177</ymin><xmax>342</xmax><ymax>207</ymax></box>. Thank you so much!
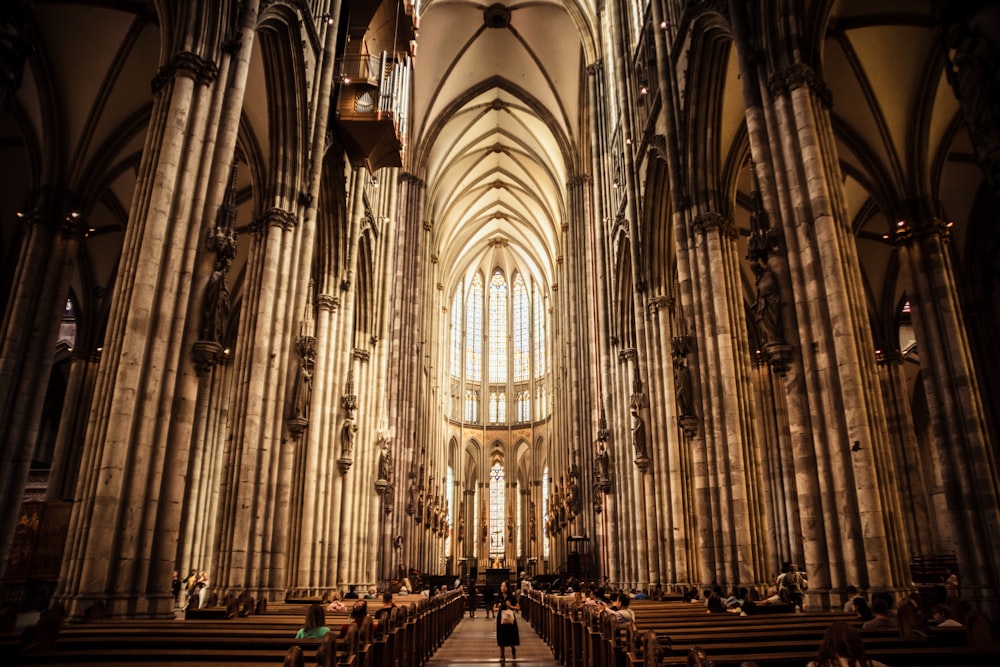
<box><xmin>2</xmin><ymin>0</ymin><xmax>1000</xmax><ymax>629</ymax></box>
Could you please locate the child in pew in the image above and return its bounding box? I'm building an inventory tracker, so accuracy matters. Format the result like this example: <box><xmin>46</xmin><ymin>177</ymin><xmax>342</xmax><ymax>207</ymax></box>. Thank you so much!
<box><xmin>295</xmin><ymin>603</ymin><xmax>331</xmax><ymax>639</ymax></box>
<box><xmin>338</xmin><ymin>600</ymin><xmax>368</xmax><ymax>637</ymax></box>
<box><xmin>807</xmin><ymin>622</ymin><xmax>890</xmax><ymax>667</ymax></box>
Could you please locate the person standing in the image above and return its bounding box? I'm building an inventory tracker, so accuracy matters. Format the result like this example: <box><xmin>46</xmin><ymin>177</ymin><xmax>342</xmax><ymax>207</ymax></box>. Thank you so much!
<box><xmin>494</xmin><ymin>580</ymin><xmax>520</xmax><ymax>663</ymax></box>
<box><xmin>467</xmin><ymin>584</ymin><xmax>479</xmax><ymax>618</ymax></box>
<box><xmin>171</xmin><ymin>570</ymin><xmax>182</xmax><ymax>606</ymax></box>
<box><xmin>483</xmin><ymin>585</ymin><xmax>495</xmax><ymax>619</ymax></box>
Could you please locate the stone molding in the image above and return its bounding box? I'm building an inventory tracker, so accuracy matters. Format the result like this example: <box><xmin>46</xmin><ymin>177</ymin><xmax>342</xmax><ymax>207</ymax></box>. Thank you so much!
<box><xmin>151</xmin><ymin>51</ymin><xmax>219</xmax><ymax>94</ymax></box>
<box><xmin>767</xmin><ymin>62</ymin><xmax>833</xmax><ymax>109</ymax></box>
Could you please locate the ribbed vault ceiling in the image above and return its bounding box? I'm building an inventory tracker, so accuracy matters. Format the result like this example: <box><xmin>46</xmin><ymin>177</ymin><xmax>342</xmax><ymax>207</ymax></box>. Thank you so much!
<box><xmin>410</xmin><ymin>0</ymin><xmax>592</xmax><ymax>292</ymax></box>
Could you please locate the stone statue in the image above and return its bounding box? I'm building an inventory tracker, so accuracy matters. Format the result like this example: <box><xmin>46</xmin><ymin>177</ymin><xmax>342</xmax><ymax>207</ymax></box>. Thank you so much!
<box><xmin>383</xmin><ymin>482</ymin><xmax>394</xmax><ymax>515</ymax></box>
<box><xmin>291</xmin><ymin>363</ymin><xmax>312</xmax><ymax>420</ymax></box>
<box><xmin>340</xmin><ymin>413</ymin><xmax>357</xmax><ymax>458</ymax></box>
<box><xmin>377</xmin><ymin>440</ymin><xmax>392</xmax><ymax>482</ymax></box>
<box><xmin>507</xmin><ymin>516</ymin><xmax>514</xmax><ymax>542</ymax></box>
<box><xmin>595</xmin><ymin>442</ymin><xmax>610</xmax><ymax>487</ymax></box>
<box><xmin>630</xmin><ymin>405</ymin><xmax>647</xmax><ymax>459</ymax></box>
<box><xmin>568</xmin><ymin>472</ymin><xmax>582</xmax><ymax>515</ymax></box>
<box><xmin>674</xmin><ymin>362</ymin><xmax>694</xmax><ymax>417</ymax></box>
<box><xmin>457</xmin><ymin>514</ymin><xmax>465</xmax><ymax>542</ymax></box>
<box><xmin>406</xmin><ymin>478</ymin><xmax>417</xmax><ymax>516</ymax></box>
<box><xmin>752</xmin><ymin>261</ymin><xmax>783</xmax><ymax>345</ymax></box>
<box><xmin>529</xmin><ymin>501</ymin><xmax>537</xmax><ymax>541</ymax></box>
<box><xmin>200</xmin><ymin>267</ymin><xmax>229</xmax><ymax>342</ymax></box>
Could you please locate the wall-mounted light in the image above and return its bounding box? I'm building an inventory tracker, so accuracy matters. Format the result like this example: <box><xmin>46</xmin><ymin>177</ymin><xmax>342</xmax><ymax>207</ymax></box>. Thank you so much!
<box><xmin>640</xmin><ymin>85</ymin><xmax>649</xmax><ymax>95</ymax></box>
<box><xmin>321</xmin><ymin>12</ymin><xmax>334</xmax><ymax>25</ymax></box>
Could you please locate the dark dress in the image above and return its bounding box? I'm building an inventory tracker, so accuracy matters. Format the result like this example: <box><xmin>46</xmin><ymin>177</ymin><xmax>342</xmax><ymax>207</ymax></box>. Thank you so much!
<box><xmin>495</xmin><ymin>590</ymin><xmax>520</xmax><ymax>647</ymax></box>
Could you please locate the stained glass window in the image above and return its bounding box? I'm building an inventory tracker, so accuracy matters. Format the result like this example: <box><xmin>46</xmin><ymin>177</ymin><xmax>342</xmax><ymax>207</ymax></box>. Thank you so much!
<box><xmin>489</xmin><ymin>270</ymin><xmax>507</xmax><ymax>383</ymax></box>
<box><xmin>489</xmin><ymin>462</ymin><xmax>505</xmax><ymax>558</ymax></box>
<box><xmin>488</xmin><ymin>391</ymin><xmax>507</xmax><ymax>423</ymax></box>
<box><xmin>465</xmin><ymin>273</ymin><xmax>483</xmax><ymax>382</ymax></box>
<box><xmin>513</xmin><ymin>273</ymin><xmax>529</xmax><ymax>382</ymax></box>
<box><xmin>533</xmin><ymin>283</ymin><xmax>545</xmax><ymax>378</ymax></box>
<box><xmin>450</xmin><ymin>283</ymin><xmax>462</xmax><ymax>378</ymax></box>
<box><xmin>465</xmin><ymin>387</ymin><xmax>479</xmax><ymax>422</ymax></box>
<box><xmin>516</xmin><ymin>390</ymin><xmax>530</xmax><ymax>422</ymax></box>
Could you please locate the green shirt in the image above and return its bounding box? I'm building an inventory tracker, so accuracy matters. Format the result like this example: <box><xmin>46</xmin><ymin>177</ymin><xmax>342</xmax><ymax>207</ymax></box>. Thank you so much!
<box><xmin>295</xmin><ymin>626</ymin><xmax>331</xmax><ymax>639</ymax></box>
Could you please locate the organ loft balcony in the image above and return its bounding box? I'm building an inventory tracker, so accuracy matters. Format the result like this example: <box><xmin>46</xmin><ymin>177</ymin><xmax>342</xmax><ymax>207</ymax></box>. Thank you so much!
<box><xmin>334</xmin><ymin>53</ymin><xmax>410</xmax><ymax>173</ymax></box>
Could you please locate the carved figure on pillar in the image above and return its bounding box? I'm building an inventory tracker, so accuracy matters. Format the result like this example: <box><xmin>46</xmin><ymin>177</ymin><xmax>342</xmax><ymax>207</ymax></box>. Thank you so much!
<box><xmin>458</xmin><ymin>513</ymin><xmax>465</xmax><ymax>543</ymax></box>
<box><xmin>507</xmin><ymin>516</ymin><xmax>514</xmax><ymax>543</ymax></box>
<box><xmin>752</xmin><ymin>260</ymin><xmax>784</xmax><ymax>345</ymax></box>
<box><xmin>529</xmin><ymin>501</ymin><xmax>537</xmax><ymax>542</ymax></box>
<box><xmin>377</xmin><ymin>439</ymin><xmax>392</xmax><ymax>483</ymax></box>
<box><xmin>406</xmin><ymin>477</ymin><xmax>417</xmax><ymax>516</ymax></box>
<box><xmin>594</xmin><ymin>441</ymin><xmax>610</xmax><ymax>491</ymax></box>
<box><xmin>674</xmin><ymin>361</ymin><xmax>694</xmax><ymax>417</ymax></box>
<box><xmin>340</xmin><ymin>414</ymin><xmax>357</xmax><ymax>458</ymax></box>
<box><xmin>200</xmin><ymin>267</ymin><xmax>230</xmax><ymax>343</ymax></box>
<box><xmin>291</xmin><ymin>362</ymin><xmax>313</xmax><ymax>420</ymax></box>
<box><xmin>568</xmin><ymin>465</ymin><xmax>582</xmax><ymax>515</ymax></box>
<box><xmin>630</xmin><ymin>404</ymin><xmax>647</xmax><ymax>460</ymax></box>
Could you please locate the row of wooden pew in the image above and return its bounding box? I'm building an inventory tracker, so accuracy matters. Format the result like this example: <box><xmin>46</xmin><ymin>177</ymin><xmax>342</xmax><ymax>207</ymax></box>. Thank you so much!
<box><xmin>5</xmin><ymin>591</ymin><xmax>465</xmax><ymax>666</ymax></box>
<box><xmin>520</xmin><ymin>591</ymin><xmax>1000</xmax><ymax>666</ymax></box>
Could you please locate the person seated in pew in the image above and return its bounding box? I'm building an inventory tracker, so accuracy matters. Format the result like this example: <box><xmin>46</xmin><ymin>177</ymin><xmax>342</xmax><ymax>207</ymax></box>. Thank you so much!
<box><xmin>843</xmin><ymin>585</ymin><xmax>867</xmax><ymax>613</ymax></box>
<box><xmin>740</xmin><ymin>588</ymin><xmax>760</xmax><ymax>616</ymax></box>
<box><xmin>807</xmin><ymin>622</ymin><xmax>890</xmax><ymax>667</ymax></box>
<box><xmin>862</xmin><ymin>598</ymin><xmax>896</xmax><ymax>631</ymax></box>
<box><xmin>295</xmin><ymin>603</ymin><xmax>331</xmax><ymax>639</ymax></box>
<box><xmin>853</xmin><ymin>598</ymin><xmax>874</xmax><ymax>623</ymax></box>
<box><xmin>705</xmin><ymin>589</ymin><xmax>726</xmax><ymax>614</ymax></box>
<box><xmin>760</xmin><ymin>586</ymin><xmax>782</xmax><ymax>604</ymax></box>
<box><xmin>931</xmin><ymin>603</ymin><xmax>963</xmax><ymax>628</ymax></box>
<box><xmin>326</xmin><ymin>591</ymin><xmax>346</xmax><ymax>613</ymax></box>
<box><xmin>338</xmin><ymin>600</ymin><xmax>368</xmax><ymax>637</ymax></box>
<box><xmin>601</xmin><ymin>592</ymin><xmax>635</xmax><ymax>625</ymax></box>
<box><xmin>724</xmin><ymin>586</ymin><xmax>745</xmax><ymax>609</ymax></box>
<box><xmin>374</xmin><ymin>592</ymin><xmax>396</xmax><ymax>635</ymax></box>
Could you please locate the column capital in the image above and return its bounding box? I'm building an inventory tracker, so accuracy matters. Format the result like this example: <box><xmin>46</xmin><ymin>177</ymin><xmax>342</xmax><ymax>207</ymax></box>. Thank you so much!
<box><xmin>889</xmin><ymin>218</ymin><xmax>952</xmax><ymax>246</ymax></box>
<box><xmin>151</xmin><ymin>51</ymin><xmax>219</xmax><ymax>94</ymax></box>
<box><xmin>586</xmin><ymin>59</ymin><xmax>603</xmax><ymax>76</ymax></box>
<box><xmin>648</xmin><ymin>295</ymin><xmax>673</xmax><ymax>314</ymax></box>
<box><xmin>767</xmin><ymin>62</ymin><xmax>832</xmax><ymax>108</ymax></box>
<box><xmin>691</xmin><ymin>211</ymin><xmax>737</xmax><ymax>239</ymax></box>
<box><xmin>317</xmin><ymin>293</ymin><xmax>340</xmax><ymax>311</ymax></box>
<box><xmin>399</xmin><ymin>172</ymin><xmax>425</xmax><ymax>188</ymax></box>
<box><xmin>251</xmin><ymin>207</ymin><xmax>296</xmax><ymax>235</ymax></box>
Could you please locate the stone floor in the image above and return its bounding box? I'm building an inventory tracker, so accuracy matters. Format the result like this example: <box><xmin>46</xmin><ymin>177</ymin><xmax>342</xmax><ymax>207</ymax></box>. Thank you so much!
<box><xmin>426</xmin><ymin>613</ymin><xmax>560</xmax><ymax>666</ymax></box>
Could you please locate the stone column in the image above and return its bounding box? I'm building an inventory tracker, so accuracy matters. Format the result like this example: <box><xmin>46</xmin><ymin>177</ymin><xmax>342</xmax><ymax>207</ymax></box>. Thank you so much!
<box><xmin>893</xmin><ymin>216</ymin><xmax>1000</xmax><ymax>607</ymax></box>
<box><xmin>45</xmin><ymin>349</ymin><xmax>101</xmax><ymax>504</ymax></box>
<box><xmin>0</xmin><ymin>207</ymin><xmax>89</xmax><ymax>575</ymax></box>
<box><xmin>55</xmin><ymin>2</ymin><xmax>259</xmax><ymax>617</ymax></box>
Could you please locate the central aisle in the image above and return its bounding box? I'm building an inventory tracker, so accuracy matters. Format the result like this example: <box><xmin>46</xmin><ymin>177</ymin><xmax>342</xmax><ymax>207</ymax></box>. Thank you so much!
<box><xmin>426</xmin><ymin>614</ymin><xmax>560</xmax><ymax>666</ymax></box>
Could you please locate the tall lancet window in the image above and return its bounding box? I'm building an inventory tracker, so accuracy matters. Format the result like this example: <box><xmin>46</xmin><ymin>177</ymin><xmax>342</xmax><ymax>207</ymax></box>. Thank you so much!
<box><xmin>489</xmin><ymin>462</ymin><xmax>505</xmax><ymax>558</ymax></box>
<box><xmin>450</xmin><ymin>282</ymin><xmax>462</xmax><ymax>378</ymax></box>
<box><xmin>542</xmin><ymin>466</ymin><xmax>550</xmax><ymax>559</ymax></box>
<box><xmin>489</xmin><ymin>269</ymin><xmax>508</xmax><ymax>383</ymax></box>
<box><xmin>465</xmin><ymin>273</ymin><xmax>483</xmax><ymax>422</ymax></box>
<box><xmin>533</xmin><ymin>283</ymin><xmax>545</xmax><ymax>377</ymax></box>
<box><xmin>513</xmin><ymin>273</ymin><xmax>529</xmax><ymax>382</ymax></box>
